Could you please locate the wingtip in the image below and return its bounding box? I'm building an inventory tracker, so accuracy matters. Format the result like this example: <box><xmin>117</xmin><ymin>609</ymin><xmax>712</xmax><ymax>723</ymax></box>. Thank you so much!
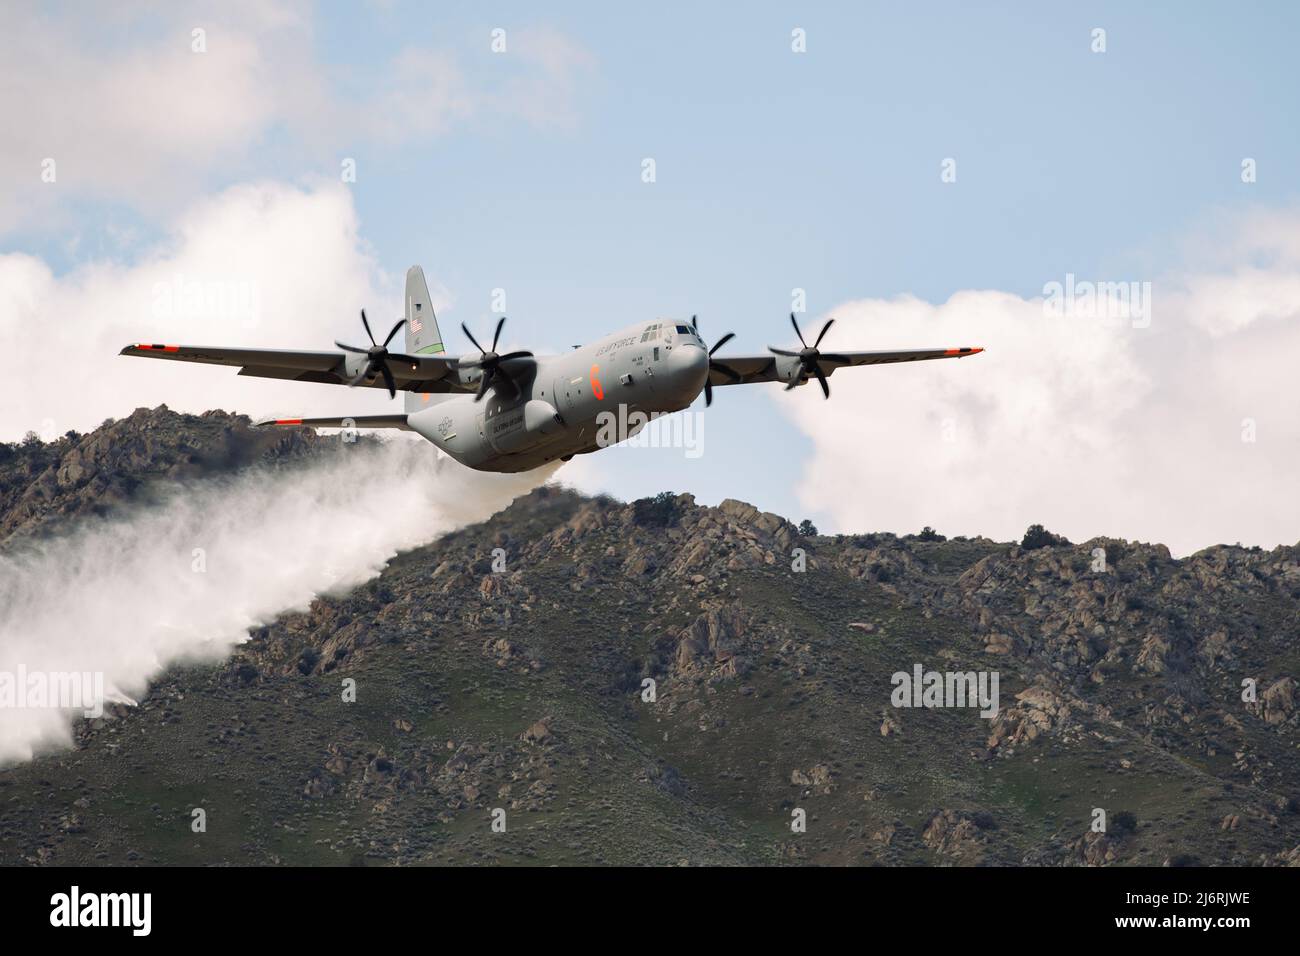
<box><xmin>945</xmin><ymin>347</ymin><xmax>985</xmax><ymax>357</ymax></box>
<box><xmin>252</xmin><ymin>417</ymin><xmax>303</xmax><ymax>428</ymax></box>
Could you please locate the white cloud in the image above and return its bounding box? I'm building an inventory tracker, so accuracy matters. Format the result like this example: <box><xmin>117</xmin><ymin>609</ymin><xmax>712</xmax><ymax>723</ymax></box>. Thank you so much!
<box><xmin>0</xmin><ymin>173</ymin><xmax>561</xmax><ymax>767</ymax></box>
<box><xmin>0</xmin><ymin>4</ymin><xmax>594</xmax><ymax>233</ymax></box>
<box><xmin>0</xmin><ymin>180</ymin><xmax>411</xmax><ymax>438</ymax></box>
<box><xmin>782</xmin><ymin>211</ymin><xmax>1300</xmax><ymax>557</ymax></box>
<box><xmin>0</xmin><ymin>3</ymin><xmax>319</xmax><ymax>232</ymax></box>
<box><xmin>1173</xmin><ymin>268</ymin><xmax>1300</xmax><ymax>338</ymax></box>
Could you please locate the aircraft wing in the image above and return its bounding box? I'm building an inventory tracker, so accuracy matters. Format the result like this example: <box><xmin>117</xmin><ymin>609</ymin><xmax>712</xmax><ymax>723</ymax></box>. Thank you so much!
<box><xmin>708</xmin><ymin>347</ymin><xmax>983</xmax><ymax>386</ymax></box>
<box><xmin>119</xmin><ymin>343</ymin><xmax>464</xmax><ymax>393</ymax></box>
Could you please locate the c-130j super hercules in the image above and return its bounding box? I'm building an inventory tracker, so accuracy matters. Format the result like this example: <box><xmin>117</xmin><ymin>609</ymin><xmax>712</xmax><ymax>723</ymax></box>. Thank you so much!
<box><xmin>122</xmin><ymin>266</ymin><xmax>983</xmax><ymax>473</ymax></box>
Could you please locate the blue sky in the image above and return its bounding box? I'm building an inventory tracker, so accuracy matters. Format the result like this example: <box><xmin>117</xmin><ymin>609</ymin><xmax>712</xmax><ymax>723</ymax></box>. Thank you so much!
<box><xmin>5</xmin><ymin>1</ymin><xmax>1300</xmax><ymax>545</ymax></box>
<box><xmin>317</xmin><ymin>1</ymin><xmax>1295</xmax><ymax>304</ymax></box>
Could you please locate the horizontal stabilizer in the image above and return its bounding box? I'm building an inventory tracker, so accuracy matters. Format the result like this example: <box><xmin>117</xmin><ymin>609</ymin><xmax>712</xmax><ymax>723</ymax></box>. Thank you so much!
<box><xmin>254</xmin><ymin>414</ymin><xmax>411</xmax><ymax>430</ymax></box>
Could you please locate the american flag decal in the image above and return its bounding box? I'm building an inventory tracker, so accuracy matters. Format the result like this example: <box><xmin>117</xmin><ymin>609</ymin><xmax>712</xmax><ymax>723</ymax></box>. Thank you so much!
<box><xmin>411</xmin><ymin>317</ymin><xmax>423</xmax><ymax>334</ymax></box>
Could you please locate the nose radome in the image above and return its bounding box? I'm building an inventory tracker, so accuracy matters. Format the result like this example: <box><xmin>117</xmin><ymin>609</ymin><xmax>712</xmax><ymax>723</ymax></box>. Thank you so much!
<box><xmin>665</xmin><ymin>342</ymin><xmax>708</xmax><ymax>401</ymax></box>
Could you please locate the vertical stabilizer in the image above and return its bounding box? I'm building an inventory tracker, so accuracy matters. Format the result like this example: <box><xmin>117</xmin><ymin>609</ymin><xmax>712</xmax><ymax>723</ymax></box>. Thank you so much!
<box><xmin>404</xmin><ymin>265</ymin><xmax>444</xmax><ymax>356</ymax></box>
<box><xmin>404</xmin><ymin>266</ymin><xmax>449</xmax><ymax>414</ymax></box>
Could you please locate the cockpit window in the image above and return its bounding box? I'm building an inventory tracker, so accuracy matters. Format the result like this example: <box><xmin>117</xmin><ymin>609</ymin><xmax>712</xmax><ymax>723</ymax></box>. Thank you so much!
<box><xmin>674</xmin><ymin>325</ymin><xmax>692</xmax><ymax>335</ymax></box>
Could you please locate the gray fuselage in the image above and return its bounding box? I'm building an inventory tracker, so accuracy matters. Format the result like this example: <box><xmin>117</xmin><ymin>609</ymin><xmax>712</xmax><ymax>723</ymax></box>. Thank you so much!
<box><xmin>406</xmin><ymin>320</ymin><xmax>709</xmax><ymax>472</ymax></box>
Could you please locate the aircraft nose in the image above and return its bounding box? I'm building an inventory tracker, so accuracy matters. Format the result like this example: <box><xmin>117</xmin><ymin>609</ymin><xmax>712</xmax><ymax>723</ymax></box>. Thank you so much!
<box><xmin>664</xmin><ymin>342</ymin><xmax>708</xmax><ymax>403</ymax></box>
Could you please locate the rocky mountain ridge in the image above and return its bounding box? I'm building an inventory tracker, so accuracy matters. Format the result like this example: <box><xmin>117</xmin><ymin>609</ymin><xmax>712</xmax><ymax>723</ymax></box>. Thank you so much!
<box><xmin>0</xmin><ymin>406</ymin><xmax>332</xmax><ymax>543</ymax></box>
<box><xmin>0</xmin><ymin>408</ymin><xmax>1296</xmax><ymax>866</ymax></box>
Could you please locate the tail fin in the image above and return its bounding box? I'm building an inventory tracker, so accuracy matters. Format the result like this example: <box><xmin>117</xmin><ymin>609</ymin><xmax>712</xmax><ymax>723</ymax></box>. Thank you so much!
<box><xmin>404</xmin><ymin>265</ymin><xmax>444</xmax><ymax>356</ymax></box>
<box><xmin>404</xmin><ymin>266</ymin><xmax>448</xmax><ymax>414</ymax></box>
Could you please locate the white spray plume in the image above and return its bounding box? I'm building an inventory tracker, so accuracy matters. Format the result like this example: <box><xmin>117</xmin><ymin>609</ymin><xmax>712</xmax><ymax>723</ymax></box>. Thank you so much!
<box><xmin>0</xmin><ymin>435</ymin><xmax>557</xmax><ymax>765</ymax></box>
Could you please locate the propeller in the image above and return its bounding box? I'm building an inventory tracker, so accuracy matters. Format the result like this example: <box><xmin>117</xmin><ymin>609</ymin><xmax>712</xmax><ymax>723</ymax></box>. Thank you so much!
<box><xmin>768</xmin><ymin>313</ymin><xmax>850</xmax><ymax>399</ymax></box>
<box><xmin>458</xmin><ymin>316</ymin><xmax>535</xmax><ymax>402</ymax></box>
<box><xmin>691</xmin><ymin>315</ymin><xmax>739</xmax><ymax>407</ymax></box>
<box><xmin>335</xmin><ymin>309</ymin><xmax>409</xmax><ymax>398</ymax></box>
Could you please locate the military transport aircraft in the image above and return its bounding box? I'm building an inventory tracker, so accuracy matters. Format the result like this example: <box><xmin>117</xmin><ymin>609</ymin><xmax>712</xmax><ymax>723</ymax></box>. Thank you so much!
<box><xmin>121</xmin><ymin>266</ymin><xmax>983</xmax><ymax>473</ymax></box>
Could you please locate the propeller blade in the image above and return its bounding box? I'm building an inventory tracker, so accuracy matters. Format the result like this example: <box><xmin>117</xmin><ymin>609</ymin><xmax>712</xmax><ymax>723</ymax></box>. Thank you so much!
<box><xmin>813</xmin><ymin>365</ymin><xmax>830</xmax><ymax>399</ymax></box>
<box><xmin>691</xmin><ymin>314</ymin><xmax>699</xmax><ymax>332</ymax></box>
<box><xmin>791</xmin><ymin>313</ymin><xmax>807</xmax><ymax>348</ymax></box>
<box><xmin>784</xmin><ymin>375</ymin><xmax>800</xmax><ymax>391</ymax></box>
<box><xmin>709</xmin><ymin>332</ymin><xmax>735</xmax><ymax>356</ymax></box>
<box><xmin>813</xmin><ymin>318</ymin><xmax>835</xmax><ymax>349</ymax></box>
<box><xmin>462</xmin><ymin>322</ymin><xmax>485</xmax><ymax>355</ymax></box>
<box><xmin>704</xmin><ymin>378</ymin><xmax>713</xmax><ymax>407</ymax></box>
<box><xmin>459</xmin><ymin>317</ymin><xmax>530</xmax><ymax>401</ymax></box>
<box><xmin>340</xmin><ymin>311</ymin><xmax>408</xmax><ymax>395</ymax></box>
<box><xmin>768</xmin><ymin>346</ymin><xmax>799</xmax><ymax>357</ymax></box>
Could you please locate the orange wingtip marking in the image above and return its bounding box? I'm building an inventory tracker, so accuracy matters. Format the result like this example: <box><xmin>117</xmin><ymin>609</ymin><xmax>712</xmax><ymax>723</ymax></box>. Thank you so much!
<box><xmin>945</xmin><ymin>347</ymin><xmax>984</xmax><ymax>356</ymax></box>
<box><xmin>136</xmin><ymin>344</ymin><xmax>179</xmax><ymax>352</ymax></box>
<box><xmin>275</xmin><ymin>419</ymin><xmax>303</xmax><ymax>425</ymax></box>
